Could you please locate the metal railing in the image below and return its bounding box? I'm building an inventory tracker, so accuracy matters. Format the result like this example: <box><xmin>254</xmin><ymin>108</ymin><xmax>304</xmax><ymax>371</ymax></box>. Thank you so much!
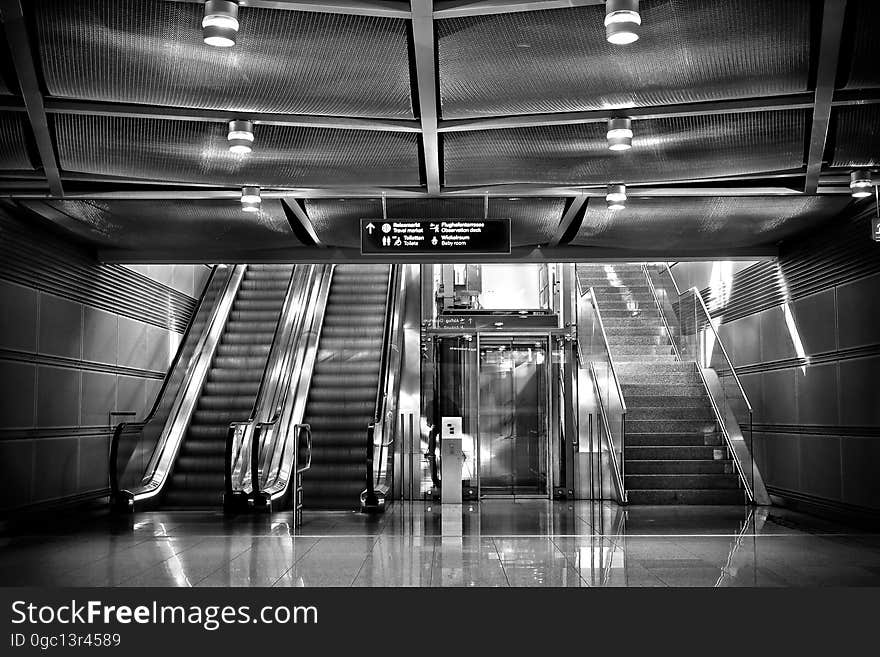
<box><xmin>645</xmin><ymin>264</ymin><xmax>769</xmax><ymax>504</ymax></box>
<box><xmin>574</xmin><ymin>275</ymin><xmax>628</xmax><ymax>504</ymax></box>
<box><xmin>362</xmin><ymin>264</ymin><xmax>406</xmax><ymax>512</ymax></box>
<box><xmin>110</xmin><ymin>264</ymin><xmax>244</xmax><ymax>510</ymax></box>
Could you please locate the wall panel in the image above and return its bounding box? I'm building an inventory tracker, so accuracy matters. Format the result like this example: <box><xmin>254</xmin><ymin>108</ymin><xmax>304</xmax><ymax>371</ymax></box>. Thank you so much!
<box><xmin>0</xmin><ymin>206</ymin><xmax>208</xmax><ymax>513</ymax></box>
<box><xmin>670</xmin><ymin>204</ymin><xmax>880</xmax><ymax>521</ymax></box>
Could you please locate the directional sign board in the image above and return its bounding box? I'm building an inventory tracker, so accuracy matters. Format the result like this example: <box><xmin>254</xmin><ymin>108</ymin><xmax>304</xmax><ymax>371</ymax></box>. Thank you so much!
<box><xmin>873</xmin><ymin>216</ymin><xmax>880</xmax><ymax>243</ymax></box>
<box><xmin>361</xmin><ymin>219</ymin><xmax>511</xmax><ymax>255</ymax></box>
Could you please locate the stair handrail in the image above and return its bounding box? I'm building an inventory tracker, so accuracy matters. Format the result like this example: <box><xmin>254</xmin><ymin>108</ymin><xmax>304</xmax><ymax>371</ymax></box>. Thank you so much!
<box><xmin>688</xmin><ymin>287</ymin><xmax>752</xmax><ymax>414</ymax></box>
<box><xmin>363</xmin><ymin>264</ymin><xmax>406</xmax><ymax>512</ymax></box>
<box><xmin>222</xmin><ymin>264</ymin><xmax>304</xmax><ymax>508</ymax></box>
<box><xmin>588</xmin><ymin>287</ymin><xmax>627</xmax><ymax>414</ymax></box>
<box><xmin>253</xmin><ymin>265</ymin><xmax>334</xmax><ymax>503</ymax></box>
<box><xmin>110</xmin><ymin>264</ymin><xmax>246</xmax><ymax>508</ymax></box>
<box><xmin>588</xmin><ymin>362</ymin><xmax>627</xmax><ymax>504</ymax></box>
<box><xmin>641</xmin><ymin>264</ymin><xmax>680</xmax><ymax>359</ymax></box>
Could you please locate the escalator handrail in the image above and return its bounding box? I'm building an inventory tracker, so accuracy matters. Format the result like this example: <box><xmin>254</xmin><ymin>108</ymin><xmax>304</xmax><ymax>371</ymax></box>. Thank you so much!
<box><xmin>109</xmin><ymin>265</ymin><xmax>219</xmax><ymax>499</ymax></box>
<box><xmin>121</xmin><ymin>265</ymin><xmax>246</xmax><ymax>502</ymax></box>
<box><xmin>253</xmin><ymin>265</ymin><xmax>334</xmax><ymax>502</ymax></box>
<box><xmin>222</xmin><ymin>265</ymin><xmax>304</xmax><ymax>498</ymax></box>
<box><xmin>365</xmin><ymin>264</ymin><xmax>405</xmax><ymax>503</ymax></box>
<box><xmin>109</xmin><ymin>265</ymin><xmax>242</xmax><ymax>504</ymax></box>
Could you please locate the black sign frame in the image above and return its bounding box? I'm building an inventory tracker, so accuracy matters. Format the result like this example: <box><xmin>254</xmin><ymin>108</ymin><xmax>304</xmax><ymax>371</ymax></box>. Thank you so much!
<box><xmin>360</xmin><ymin>218</ymin><xmax>512</xmax><ymax>255</ymax></box>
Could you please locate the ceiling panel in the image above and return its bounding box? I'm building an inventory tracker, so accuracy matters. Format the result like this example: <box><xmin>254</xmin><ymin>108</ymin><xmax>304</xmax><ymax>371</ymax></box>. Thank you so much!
<box><xmin>0</xmin><ymin>112</ymin><xmax>34</xmax><ymax>170</ymax></box>
<box><xmin>571</xmin><ymin>196</ymin><xmax>850</xmax><ymax>251</ymax></box>
<box><xmin>437</xmin><ymin>0</ymin><xmax>813</xmax><ymax>119</ymax></box>
<box><xmin>33</xmin><ymin>0</ymin><xmax>414</xmax><ymax>118</ymax></box>
<box><xmin>54</xmin><ymin>114</ymin><xmax>422</xmax><ymax>187</ymax></box>
<box><xmin>306</xmin><ymin>197</ymin><xmax>565</xmax><ymax>248</ymax></box>
<box><xmin>443</xmin><ymin>110</ymin><xmax>808</xmax><ymax>187</ymax></box>
<box><xmin>831</xmin><ymin>105</ymin><xmax>880</xmax><ymax>167</ymax></box>
<box><xmin>32</xmin><ymin>199</ymin><xmax>303</xmax><ymax>251</ymax></box>
<box><xmin>841</xmin><ymin>0</ymin><xmax>880</xmax><ymax>90</ymax></box>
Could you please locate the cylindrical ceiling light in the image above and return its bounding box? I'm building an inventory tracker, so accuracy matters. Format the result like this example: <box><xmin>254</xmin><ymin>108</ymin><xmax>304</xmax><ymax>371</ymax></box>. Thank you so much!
<box><xmin>227</xmin><ymin>120</ymin><xmax>254</xmax><ymax>154</ymax></box>
<box><xmin>605</xmin><ymin>0</ymin><xmax>641</xmax><ymax>45</ymax></box>
<box><xmin>607</xmin><ymin>117</ymin><xmax>633</xmax><ymax>151</ymax></box>
<box><xmin>850</xmin><ymin>170</ymin><xmax>874</xmax><ymax>198</ymax></box>
<box><xmin>606</xmin><ymin>184</ymin><xmax>627</xmax><ymax>210</ymax></box>
<box><xmin>202</xmin><ymin>0</ymin><xmax>239</xmax><ymax>48</ymax></box>
<box><xmin>241</xmin><ymin>186</ymin><xmax>261</xmax><ymax>212</ymax></box>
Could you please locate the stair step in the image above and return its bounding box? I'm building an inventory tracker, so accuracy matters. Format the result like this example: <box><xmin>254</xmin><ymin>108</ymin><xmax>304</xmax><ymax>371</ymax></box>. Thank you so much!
<box><xmin>626</xmin><ymin>445</ymin><xmax>727</xmax><ymax>460</ymax></box>
<box><xmin>627</xmin><ymin>395</ymin><xmax>712</xmax><ymax>407</ymax></box>
<box><xmin>626</xmin><ymin>419</ymin><xmax>719</xmax><ymax>433</ymax></box>
<box><xmin>625</xmin><ymin>474</ymin><xmax>741</xmax><ymax>490</ymax></box>
<box><xmin>627</xmin><ymin>407</ymin><xmax>717</xmax><ymax>420</ymax></box>
<box><xmin>626</xmin><ymin>489</ymin><xmax>745</xmax><ymax>505</ymax></box>
<box><xmin>626</xmin><ymin>432</ymin><xmax>724</xmax><ymax>447</ymax></box>
<box><xmin>626</xmin><ymin>460</ymin><xmax>735</xmax><ymax>474</ymax></box>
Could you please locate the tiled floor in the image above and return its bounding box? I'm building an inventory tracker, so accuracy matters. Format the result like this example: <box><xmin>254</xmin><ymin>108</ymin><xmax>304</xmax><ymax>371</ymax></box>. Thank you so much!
<box><xmin>2</xmin><ymin>501</ymin><xmax>880</xmax><ymax>587</ymax></box>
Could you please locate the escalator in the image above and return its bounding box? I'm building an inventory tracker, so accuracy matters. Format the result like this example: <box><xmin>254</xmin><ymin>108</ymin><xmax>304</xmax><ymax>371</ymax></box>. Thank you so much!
<box><xmin>301</xmin><ymin>264</ymin><xmax>391</xmax><ymax>510</ymax></box>
<box><xmin>161</xmin><ymin>264</ymin><xmax>293</xmax><ymax>507</ymax></box>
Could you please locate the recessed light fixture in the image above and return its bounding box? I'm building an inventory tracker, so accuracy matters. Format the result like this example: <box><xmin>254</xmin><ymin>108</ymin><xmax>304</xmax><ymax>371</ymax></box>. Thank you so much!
<box><xmin>241</xmin><ymin>185</ymin><xmax>261</xmax><ymax>212</ymax></box>
<box><xmin>605</xmin><ymin>0</ymin><xmax>641</xmax><ymax>45</ymax></box>
<box><xmin>202</xmin><ymin>0</ymin><xmax>239</xmax><ymax>48</ymax></box>
<box><xmin>606</xmin><ymin>184</ymin><xmax>627</xmax><ymax>210</ymax></box>
<box><xmin>227</xmin><ymin>120</ymin><xmax>254</xmax><ymax>154</ymax></box>
<box><xmin>607</xmin><ymin>117</ymin><xmax>633</xmax><ymax>151</ymax></box>
<box><xmin>850</xmin><ymin>170</ymin><xmax>874</xmax><ymax>198</ymax></box>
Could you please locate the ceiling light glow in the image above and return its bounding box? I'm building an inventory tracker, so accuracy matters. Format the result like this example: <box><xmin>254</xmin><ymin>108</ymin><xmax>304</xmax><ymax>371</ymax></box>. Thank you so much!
<box><xmin>850</xmin><ymin>170</ymin><xmax>874</xmax><ymax>198</ymax></box>
<box><xmin>605</xmin><ymin>0</ymin><xmax>641</xmax><ymax>45</ymax></box>
<box><xmin>227</xmin><ymin>120</ymin><xmax>254</xmax><ymax>154</ymax></box>
<box><xmin>607</xmin><ymin>117</ymin><xmax>633</xmax><ymax>151</ymax></box>
<box><xmin>606</xmin><ymin>183</ymin><xmax>627</xmax><ymax>210</ymax></box>
<box><xmin>241</xmin><ymin>186</ymin><xmax>261</xmax><ymax>211</ymax></box>
<box><xmin>203</xmin><ymin>0</ymin><xmax>239</xmax><ymax>48</ymax></box>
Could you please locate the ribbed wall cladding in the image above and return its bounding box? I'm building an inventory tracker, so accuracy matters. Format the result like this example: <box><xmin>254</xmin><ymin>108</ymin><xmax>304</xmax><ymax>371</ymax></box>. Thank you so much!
<box><xmin>306</xmin><ymin>197</ymin><xmax>564</xmax><ymax>248</ymax></box>
<box><xmin>443</xmin><ymin>110</ymin><xmax>809</xmax><ymax>187</ymax></box>
<box><xmin>831</xmin><ymin>106</ymin><xmax>880</xmax><ymax>168</ymax></box>
<box><xmin>841</xmin><ymin>0</ymin><xmax>880</xmax><ymax>90</ymax></box>
<box><xmin>697</xmin><ymin>205</ymin><xmax>880</xmax><ymax>323</ymax></box>
<box><xmin>33</xmin><ymin>0</ymin><xmax>414</xmax><ymax>118</ymax></box>
<box><xmin>437</xmin><ymin>0</ymin><xmax>812</xmax><ymax>118</ymax></box>
<box><xmin>53</xmin><ymin>114</ymin><xmax>422</xmax><ymax>188</ymax></box>
<box><xmin>571</xmin><ymin>196</ymin><xmax>848</xmax><ymax>252</ymax></box>
<box><xmin>34</xmin><ymin>199</ymin><xmax>302</xmax><ymax>252</ymax></box>
<box><xmin>0</xmin><ymin>112</ymin><xmax>34</xmax><ymax>170</ymax></box>
<box><xmin>0</xmin><ymin>209</ymin><xmax>197</xmax><ymax>332</ymax></box>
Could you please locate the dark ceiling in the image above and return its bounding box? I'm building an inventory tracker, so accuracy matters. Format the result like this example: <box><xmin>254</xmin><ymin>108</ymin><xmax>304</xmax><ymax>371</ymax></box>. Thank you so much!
<box><xmin>0</xmin><ymin>0</ymin><xmax>877</xmax><ymax>261</ymax></box>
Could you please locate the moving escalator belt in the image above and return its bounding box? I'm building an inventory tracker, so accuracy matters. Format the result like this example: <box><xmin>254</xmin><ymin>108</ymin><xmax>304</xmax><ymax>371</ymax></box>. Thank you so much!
<box><xmin>301</xmin><ymin>264</ymin><xmax>391</xmax><ymax>510</ymax></box>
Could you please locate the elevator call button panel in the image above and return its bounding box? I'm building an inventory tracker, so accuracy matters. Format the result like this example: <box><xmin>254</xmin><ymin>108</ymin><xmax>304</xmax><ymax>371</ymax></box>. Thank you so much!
<box><xmin>361</xmin><ymin>218</ymin><xmax>511</xmax><ymax>254</ymax></box>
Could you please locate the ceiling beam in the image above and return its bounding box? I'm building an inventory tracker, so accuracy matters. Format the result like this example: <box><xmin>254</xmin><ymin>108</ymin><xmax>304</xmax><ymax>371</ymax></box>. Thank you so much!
<box><xmin>411</xmin><ymin>0</ymin><xmax>441</xmax><ymax>195</ymax></box>
<box><xmin>1</xmin><ymin>0</ymin><xmax>63</xmax><ymax>197</ymax></box>
<box><xmin>2</xmin><ymin>185</ymin><xmax>836</xmax><ymax>201</ymax></box>
<box><xmin>96</xmin><ymin>243</ymin><xmax>778</xmax><ymax>265</ymax></box>
<box><xmin>280</xmin><ymin>198</ymin><xmax>324</xmax><ymax>247</ymax></box>
<box><xmin>547</xmin><ymin>195</ymin><xmax>586</xmax><ymax>247</ymax></box>
<box><xmin>439</xmin><ymin>93</ymin><xmax>816</xmax><ymax>133</ymax></box>
<box><xmin>167</xmin><ymin>0</ymin><xmax>411</xmax><ymax>19</ymax></box>
<box><xmin>805</xmin><ymin>0</ymin><xmax>848</xmax><ymax>194</ymax></box>
<box><xmin>434</xmin><ymin>0</ymin><xmax>603</xmax><ymax>19</ymax></box>
<box><xmin>42</xmin><ymin>99</ymin><xmax>422</xmax><ymax>133</ymax></box>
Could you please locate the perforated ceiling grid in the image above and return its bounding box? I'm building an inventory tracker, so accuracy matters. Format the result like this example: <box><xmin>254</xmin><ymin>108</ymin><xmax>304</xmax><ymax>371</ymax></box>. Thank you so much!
<box><xmin>443</xmin><ymin>110</ymin><xmax>809</xmax><ymax>187</ymax></box>
<box><xmin>437</xmin><ymin>0</ymin><xmax>813</xmax><ymax>119</ymax></box>
<box><xmin>54</xmin><ymin>114</ymin><xmax>422</xmax><ymax>187</ymax></box>
<box><xmin>34</xmin><ymin>0</ymin><xmax>414</xmax><ymax>118</ymax></box>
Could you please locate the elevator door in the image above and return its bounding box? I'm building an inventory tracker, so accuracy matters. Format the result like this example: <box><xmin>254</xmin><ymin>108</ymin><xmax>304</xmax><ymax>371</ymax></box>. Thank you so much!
<box><xmin>478</xmin><ymin>339</ymin><xmax>549</xmax><ymax>496</ymax></box>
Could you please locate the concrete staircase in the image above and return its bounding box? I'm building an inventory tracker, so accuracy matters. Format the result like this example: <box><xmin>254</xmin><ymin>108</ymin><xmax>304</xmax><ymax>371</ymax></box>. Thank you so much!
<box><xmin>577</xmin><ymin>264</ymin><xmax>744</xmax><ymax>505</ymax></box>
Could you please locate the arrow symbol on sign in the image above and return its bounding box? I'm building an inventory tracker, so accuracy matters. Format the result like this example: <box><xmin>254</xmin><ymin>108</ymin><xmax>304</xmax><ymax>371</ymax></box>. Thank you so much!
<box><xmin>366</xmin><ymin>222</ymin><xmax>376</xmax><ymax>234</ymax></box>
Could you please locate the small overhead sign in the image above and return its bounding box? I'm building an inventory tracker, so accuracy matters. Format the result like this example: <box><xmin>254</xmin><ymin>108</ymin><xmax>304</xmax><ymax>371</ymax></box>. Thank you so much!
<box><xmin>360</xmin><ymin>219</ymin><xmax>511</xmax><ymax>255</ymax></box>
<box><xmin>873</xmin><ymin>216</ymin><xmax>880</xmax><ymax>243</ymax></box>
